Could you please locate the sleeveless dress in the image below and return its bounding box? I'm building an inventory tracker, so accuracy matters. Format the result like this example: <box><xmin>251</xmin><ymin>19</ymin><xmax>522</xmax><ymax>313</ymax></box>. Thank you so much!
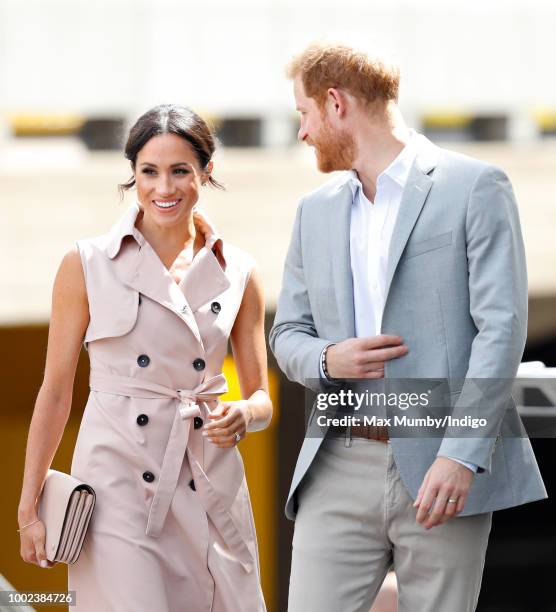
<box><xmin>68</xmin><ymin>202</ymin><xmax>266</xmax><ymax>612</ymax></box>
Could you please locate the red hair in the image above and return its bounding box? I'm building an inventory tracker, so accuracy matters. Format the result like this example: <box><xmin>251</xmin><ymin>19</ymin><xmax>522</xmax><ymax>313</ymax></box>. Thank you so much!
<box><xmin>287</xmin><ymin>43</ymin><xmax>400</xmax><ymax>108</ymax></box>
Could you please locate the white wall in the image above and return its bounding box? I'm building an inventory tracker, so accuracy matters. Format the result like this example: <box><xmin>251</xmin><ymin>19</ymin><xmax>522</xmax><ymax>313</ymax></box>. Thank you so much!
<box><xmin>1</xmin><ymin>0</ymin><xmax>555</xmax><ymax>119</ymax></box>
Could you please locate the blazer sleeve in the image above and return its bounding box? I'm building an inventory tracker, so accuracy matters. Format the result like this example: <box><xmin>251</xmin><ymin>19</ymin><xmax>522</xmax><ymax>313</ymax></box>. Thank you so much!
<box><xmin>437</xmin><ymin>165</ymin><xmax>528</xmax><ymax>472</ymax></box>
<box><xmin>269</xmin><ymin>199</ymin><xmax>338</xmax><ymax>394</ymax></box>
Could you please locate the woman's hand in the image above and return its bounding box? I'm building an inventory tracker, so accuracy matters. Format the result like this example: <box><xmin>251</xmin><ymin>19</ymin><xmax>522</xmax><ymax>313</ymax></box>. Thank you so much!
<box><xmin>202</xmin><ymin>266</ymin><xmax>273</xmax><ymax>449</ymax></box>
<box><xmin>18</xmin><ymin>247</ymin><xmax>88</xmax><ymax>571</ymax></box>
<box><xmin>203</xmin><ymin>401</ymin><xmax>253</xmax><ymax>447</ymax></box>
<box><xmin>19</xmin><ymin>519</ymin><xmax>55</xmax><ymax>568</ymax></box>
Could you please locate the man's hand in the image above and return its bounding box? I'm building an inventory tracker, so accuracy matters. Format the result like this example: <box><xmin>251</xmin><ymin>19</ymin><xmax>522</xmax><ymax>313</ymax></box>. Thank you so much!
<box><xmin>326</xmin><ymin>335</ymin><xmax>408</xmax><ymax>379</ymax></box>
<box><xmin>414</xmin><ymin>457</ymin><xmax>474</xmax><ymax>529</ymax></box>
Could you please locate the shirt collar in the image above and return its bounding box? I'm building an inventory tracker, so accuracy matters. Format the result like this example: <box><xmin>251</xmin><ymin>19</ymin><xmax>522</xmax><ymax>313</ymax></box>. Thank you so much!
<box><xmin>106</xmin><ymin>200</ymin><xmax>226</xmax><ymax>266</ymax></box>
<box><xmin>347</xmin><ymin>128</ymin><xmax>419</xmax><ymax>199</ymax></box>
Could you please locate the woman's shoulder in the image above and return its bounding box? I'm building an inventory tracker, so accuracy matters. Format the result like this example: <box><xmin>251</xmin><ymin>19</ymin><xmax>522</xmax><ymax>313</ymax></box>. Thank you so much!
<box><xmin>58</xmin><ymin>245</ymin><xmax>86</xmax><ymax>279</ymax></box>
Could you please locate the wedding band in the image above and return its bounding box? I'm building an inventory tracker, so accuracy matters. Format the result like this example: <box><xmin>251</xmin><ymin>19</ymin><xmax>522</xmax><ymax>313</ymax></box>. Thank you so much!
<box><xmin>234</xmin><ymin>432</ymin><xmax>241</xmax><ymax>443</ymax></box>
<box><xmin>447</xmin><ymin>498</ymin><xmax>458</xmax><ymax>503</ymax></box>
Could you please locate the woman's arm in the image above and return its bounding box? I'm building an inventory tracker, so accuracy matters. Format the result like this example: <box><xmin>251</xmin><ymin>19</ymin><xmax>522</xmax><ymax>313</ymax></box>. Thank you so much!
<box><xmin>204</xmin><ymin>267</ymin><xmax>273</xmax><ymax>446</ymax></box>
<box><xmin>18</xmin><ymin>246</ymin><xmax>89</xmax><ymax>565</ymax></box>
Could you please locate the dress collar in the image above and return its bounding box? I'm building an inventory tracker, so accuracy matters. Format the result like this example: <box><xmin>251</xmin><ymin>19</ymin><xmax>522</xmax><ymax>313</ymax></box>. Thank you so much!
<box><xmin>106</xmin><ymin>201</ymin><xmax>226</xmax><ymax>267</ymax></box>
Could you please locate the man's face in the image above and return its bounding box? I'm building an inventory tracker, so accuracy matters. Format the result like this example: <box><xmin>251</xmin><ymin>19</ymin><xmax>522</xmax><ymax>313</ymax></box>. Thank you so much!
<box><xmin>293</xmin><ymin>76</ymin><xmax>355</xmax><ymax>173</ymax></box>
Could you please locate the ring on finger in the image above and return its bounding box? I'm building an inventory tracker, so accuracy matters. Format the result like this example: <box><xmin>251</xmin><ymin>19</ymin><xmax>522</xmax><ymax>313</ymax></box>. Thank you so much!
<box><xmin>234</xmin><ymin>432</ymin><xmax>241</xmax><ymax>443</ymax></box>
<box><xmin>447</xmin><ymin>498</ymin><xmax>458</xmax><ymax>504</ymax></box>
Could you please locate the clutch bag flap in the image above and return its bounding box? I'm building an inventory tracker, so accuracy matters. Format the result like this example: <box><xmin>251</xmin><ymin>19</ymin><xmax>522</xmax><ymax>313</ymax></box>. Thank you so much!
<box><xmin>38</xmin><ymin>469</ymin><xmax>96</xmax><ymax>564</ymax></box>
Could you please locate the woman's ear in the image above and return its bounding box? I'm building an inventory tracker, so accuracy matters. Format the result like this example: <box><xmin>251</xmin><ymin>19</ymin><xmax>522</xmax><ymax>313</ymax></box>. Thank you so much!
<box><xmin>203</xmin><ymin>160</ymin><xmax>214</xmax><ymax>184</ymax></box>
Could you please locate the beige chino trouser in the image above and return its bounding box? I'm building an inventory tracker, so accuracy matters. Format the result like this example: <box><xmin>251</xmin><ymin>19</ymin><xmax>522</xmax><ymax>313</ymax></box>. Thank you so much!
<box><xmin>288</xmin><ymin>437</ymin><xmax>492</xmax><ymax>612</ymax></box>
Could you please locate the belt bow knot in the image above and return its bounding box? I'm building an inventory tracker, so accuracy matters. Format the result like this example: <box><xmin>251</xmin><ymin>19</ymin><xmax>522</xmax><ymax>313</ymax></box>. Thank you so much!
<box><xmin>176</xmin><ymin>392</ymin><xmax>201</xmax><ymax>420</ymax></box>
<box><xmin>88</xmin><ymin>370</ymin><xmax>254</xmax><ymax>572</ymax></box>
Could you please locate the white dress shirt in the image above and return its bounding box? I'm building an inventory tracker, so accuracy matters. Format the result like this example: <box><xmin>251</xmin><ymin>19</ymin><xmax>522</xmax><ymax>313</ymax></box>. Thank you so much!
<box><xmin>348</xmin><ymin>133</ymin><xmax>417</xmax><ymax>337</ymax></box>
<box><xmin>321</xmin><ymin>130</ymin><xmax>477</xmax><ymax>473</ymax></box>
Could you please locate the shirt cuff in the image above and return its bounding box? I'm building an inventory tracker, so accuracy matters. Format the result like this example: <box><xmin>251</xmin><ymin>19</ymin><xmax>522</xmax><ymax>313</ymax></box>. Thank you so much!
<box><xmin>443</xmin><ymin>456</ymin><xmax>478</xmax><ymax>473</ymax></box>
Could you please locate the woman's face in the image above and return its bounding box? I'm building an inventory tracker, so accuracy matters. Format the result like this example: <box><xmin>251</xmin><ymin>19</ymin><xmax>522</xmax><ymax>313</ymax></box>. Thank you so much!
<box><xmin>134</xmin><ymin>132</ymin><xmax>209</xmax><ymax>228</ymax></box>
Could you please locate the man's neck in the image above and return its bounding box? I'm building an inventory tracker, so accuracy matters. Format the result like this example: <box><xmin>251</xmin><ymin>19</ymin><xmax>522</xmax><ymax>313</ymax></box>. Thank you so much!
<box><xmin>351</xmin><ymin>105</ymin><xmax>411</xmax><ymax>202</ymax></box>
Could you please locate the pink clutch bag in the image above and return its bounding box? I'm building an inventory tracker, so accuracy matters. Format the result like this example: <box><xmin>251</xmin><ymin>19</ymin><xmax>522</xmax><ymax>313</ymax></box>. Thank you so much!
<box><xmin>38</xmin><ymin>469</ymin><xmax>96</xmax><ymax>564</ymax></box>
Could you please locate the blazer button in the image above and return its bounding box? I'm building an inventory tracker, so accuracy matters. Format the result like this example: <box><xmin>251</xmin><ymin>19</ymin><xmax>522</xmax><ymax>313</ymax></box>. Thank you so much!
<box><xmin>136</xmin><ymin>414</ymin><xmax>149</xmax><ymax>426</ymax></box>
<box><xmin>192</xmin><ymin>358</ymin><xmax>205</xmax><ymax>371</ymax></box>
<box><xmin>211</xmin><ymin>301</ymin><xmax>221</xmax><ymax>314</ymax></box>
<box><xmin>189</xmin><ymin>479</ymin><xmax>196</xmax><ymax>491</ymax></box>
<box><xmin>137</xmin><ymin>354</ymin><xmax>150</xmax><ymax>368</ymax></box>
<box><xmin>142</xmin><ymin>471</ymin><xmax>155</xmax><ymax>483</ymax></box>
<box><xmin>193</xmin><ymin>416</ymin><xmax>204</xmax><ymax>429</ymax></box>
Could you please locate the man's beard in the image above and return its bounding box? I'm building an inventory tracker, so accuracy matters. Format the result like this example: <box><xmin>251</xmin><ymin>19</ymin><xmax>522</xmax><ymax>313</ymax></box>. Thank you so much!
<box><xmin>311</xmin><ymin>121</ymin><xmax>356</xmax><ymax>173</ymax></box>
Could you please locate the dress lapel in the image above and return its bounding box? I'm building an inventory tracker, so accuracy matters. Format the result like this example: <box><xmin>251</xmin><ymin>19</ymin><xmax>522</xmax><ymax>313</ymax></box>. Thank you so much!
<box><xmin>114</xmin><ymin>239</ymin><xmax>204</xmax><ymax>345</ymax></box>
<box><xmin>105</xmin><ymin>202</ymin><xmax>228</xmax><ymax>346</ymax></box>
<box><xmin>180</xmin><ymin>247</ymin><xmax>231</xmax><ymax>312</ymax></box>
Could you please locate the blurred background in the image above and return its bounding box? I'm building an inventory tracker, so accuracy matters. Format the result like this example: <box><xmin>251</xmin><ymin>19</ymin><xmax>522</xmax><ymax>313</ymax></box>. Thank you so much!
<box><xmin>1</xmin><ymin>0</ymin><xmax>556</xmax><ymax>610</ymax></box>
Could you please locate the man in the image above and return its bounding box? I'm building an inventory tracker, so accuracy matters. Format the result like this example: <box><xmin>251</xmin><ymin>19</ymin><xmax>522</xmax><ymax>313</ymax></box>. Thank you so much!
<box><xmin>269</xmin><ymin>43</ymin><xmax>547</xmax><ymax>612</ymax></box>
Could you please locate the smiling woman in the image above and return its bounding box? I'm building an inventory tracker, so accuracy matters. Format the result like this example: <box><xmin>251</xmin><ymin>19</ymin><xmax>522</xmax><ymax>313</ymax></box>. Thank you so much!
<box><xmin>17</xmin><ymin>104</ymin><xmax>272</xmax><ymax>612</ymax></box>
<box><xmin>119</xmin><ymin>104</ymin><xmax>224</xmax><ymax>197</ymax></box>
<box><xmin>117</xmin><ymin>107</ymin><xmax>227</xmax><ymax>275</ymax></box>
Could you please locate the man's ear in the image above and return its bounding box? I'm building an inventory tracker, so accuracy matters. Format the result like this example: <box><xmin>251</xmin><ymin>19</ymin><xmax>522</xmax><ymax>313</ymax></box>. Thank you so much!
<box><xmin>327</xmin><ymin>87</ymin><xmax>349</xmax><ymax>118</ymax></box>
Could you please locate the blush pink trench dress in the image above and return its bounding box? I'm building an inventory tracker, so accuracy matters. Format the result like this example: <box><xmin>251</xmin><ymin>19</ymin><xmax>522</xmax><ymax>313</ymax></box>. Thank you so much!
<box><xmin>68</xmin><ymin>202</ymin><xmax>266</xmax><ymax>612</ymax></box>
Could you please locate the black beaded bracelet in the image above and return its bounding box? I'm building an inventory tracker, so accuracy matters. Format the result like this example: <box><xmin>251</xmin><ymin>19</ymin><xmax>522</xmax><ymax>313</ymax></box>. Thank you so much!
<box><xmin>321</xmin><ymin>344</ymin><xmax>335</xmax><ymax>381</ymax></box>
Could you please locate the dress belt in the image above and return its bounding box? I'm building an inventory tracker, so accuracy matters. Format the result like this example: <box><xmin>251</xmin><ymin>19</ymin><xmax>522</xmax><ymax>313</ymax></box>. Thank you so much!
<box><xmin>89</xmin><ymin>370</ymin><xmax>255</xmax><ymax>573</ymax></box>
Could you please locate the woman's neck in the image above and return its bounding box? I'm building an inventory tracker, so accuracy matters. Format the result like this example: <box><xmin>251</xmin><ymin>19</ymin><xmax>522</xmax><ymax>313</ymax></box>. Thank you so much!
<box><xmin>136</xmin><ymin>209</ymin><xmax>205</xmax><ymax>264</ymax></box>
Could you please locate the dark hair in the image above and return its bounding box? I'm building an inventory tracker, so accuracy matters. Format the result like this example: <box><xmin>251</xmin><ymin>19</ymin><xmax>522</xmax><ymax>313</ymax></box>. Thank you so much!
<box><xmin>118</xmin><ymin>104</ymin><xmax>224</xmax><ymax>199</ymax></box>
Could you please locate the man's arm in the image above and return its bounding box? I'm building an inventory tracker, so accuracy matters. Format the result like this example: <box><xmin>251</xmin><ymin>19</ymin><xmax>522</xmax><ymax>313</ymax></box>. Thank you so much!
<box><xmin>436</xmin><ymin>164</ymin><xmax>528</xmax><ymax>471</ymax></box>
<box><xmin>269</xmin><ymin>199</ymin><xmax>336</xmax><ymax>393</ymax></box>
<box><xmin>415</xmin><ymin>165</ymin><xmax>527</xmax><ymax>527</ymax></box>
<box><xmin>270</xmin><ymin>199</ymin><xmax>409</xmax><ymax>393</ymax></box>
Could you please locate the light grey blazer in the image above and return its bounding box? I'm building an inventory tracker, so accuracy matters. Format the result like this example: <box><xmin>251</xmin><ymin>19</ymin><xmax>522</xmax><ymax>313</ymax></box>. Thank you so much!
<box><xmin>270</xmin><ymin>135</ymin><xmax>547</xmax><ymax>520</ymax></box>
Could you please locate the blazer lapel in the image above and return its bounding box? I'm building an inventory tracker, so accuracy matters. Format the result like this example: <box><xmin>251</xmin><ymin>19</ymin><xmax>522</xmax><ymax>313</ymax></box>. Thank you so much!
<box><xmin>383</xmin><ymin>143</ymin><xmax>438</xmax><ymax>306</ymax></box>
<box><xmin>328</xmin><ymin>181</ymin><xmax>355</xmax><ymax>339</ymax></box>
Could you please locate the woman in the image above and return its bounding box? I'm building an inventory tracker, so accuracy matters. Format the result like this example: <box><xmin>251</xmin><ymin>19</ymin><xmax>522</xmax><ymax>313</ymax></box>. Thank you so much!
<box><xmin>18</xmin><ymin>104</ymin><xmax>272</xmax><ymax>611</ymax></box>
